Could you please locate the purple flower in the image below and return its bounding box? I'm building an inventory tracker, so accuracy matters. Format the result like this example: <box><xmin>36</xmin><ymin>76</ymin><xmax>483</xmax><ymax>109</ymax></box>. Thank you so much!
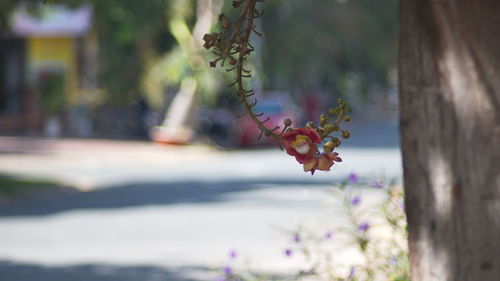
<box><xmin>228</xmin><ymin>249</ymin><xmax>237</xmax><ymax>259</ymax></box>
<box><xmin>350</xmin><ymin>196</ymin><xmax>361</xmax><ymax>206</ymax></box>
<box><xmin>398</xmin><ymin>200</ymin><xmax>405</xmax><ymax>210</ymax></box>
<box><xmin>389</xmin><ymin>255</ymin><xmax>397</xmax><ymax>265</ymax></box>
<box><xmin>348</xmin><ymin>173</ymin><xmax>359</xmax><ymax>184</ymax></box>
<box><xmin>348</xmin><ymin>266</ymin><xmax>356</xmax><ymax>279</ymax></box>
<box><xmin>325</xmin><ymin>231</ymin><xmax>333</xmax><ymax>240</ymax></box>
<box><xmin>358</xmin><ymin>222</ymin><xmax>370</xmax><ymax>232</ymax></box>
<box><xmin>293</xmin><ymin>233</ymin><xmax>301</xmax><ymax>243</ymax></box>
<box><xmin>284</xmin><ymin>248</ymin><xmax>293</xmax><ymax>257</ymax></box>
<box><xmin>223</xmin><ymin>266</ymin><xmax>232</xmax><ymax>275</ymax></box>
<box><xmin>371</xmin><ymin>180</ymin><xmax>384</xmax><ymax>188</ymax></box>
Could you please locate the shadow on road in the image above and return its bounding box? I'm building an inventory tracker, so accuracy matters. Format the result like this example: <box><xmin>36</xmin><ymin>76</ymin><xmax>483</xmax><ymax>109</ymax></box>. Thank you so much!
<box><xmin>0</xmin><ymin>179</ymin><xmax>336</xmax><ymax>217</ymax></box>
<box><xmin>0</xmin><ymin>261</ymin><xmax>210</xmax><ymax>281</ymax></box>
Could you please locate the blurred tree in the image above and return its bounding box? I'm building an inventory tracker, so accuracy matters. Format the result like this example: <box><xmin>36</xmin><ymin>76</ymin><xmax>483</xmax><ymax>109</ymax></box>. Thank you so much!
<box><xmin>0</xmin><ymin>0</ymin><xmax>38</xmax><ymax>29</ymax></box>
<box><xmin>400</xmin><ymin>0</ymin><xmax>500</xmax><ymax>280</ymax></box>
<box><xmin>143</xmin><ymin>0</ymin><xmax>224</xmax><ymax>108</ymax></box>
<box><xmin>261</xmin><ymin>0</ymin><xmax>398</xmax><ymax>109</ymax></box>
<box><xmin>89</xmin><ymin>0</ymin><xmax>172</xmax><ymax>105</ymax></box>
<box><xmin>144</xmin><ymin>0</ymin><xmax>224</xmax><ymax>143</ymax></box>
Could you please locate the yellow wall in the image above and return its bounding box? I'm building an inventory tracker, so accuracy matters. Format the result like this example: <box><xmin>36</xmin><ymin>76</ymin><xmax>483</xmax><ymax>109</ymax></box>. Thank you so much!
<box><xmin>28</xmin><ymin>37</ymin><xmax>79</xmax><ymax>104</ymax></box>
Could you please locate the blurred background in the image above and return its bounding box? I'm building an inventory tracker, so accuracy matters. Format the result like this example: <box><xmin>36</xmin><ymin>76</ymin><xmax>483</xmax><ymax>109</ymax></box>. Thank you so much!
<box><xmin>0</xmin><ymin>0</ymin><xmax>401</xmax><ymax>280</ymax></box>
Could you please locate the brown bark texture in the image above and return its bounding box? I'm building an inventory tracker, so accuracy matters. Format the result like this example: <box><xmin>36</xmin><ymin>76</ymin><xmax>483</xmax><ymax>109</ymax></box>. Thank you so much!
<box><xmin>399</xmin><ymin>0</ymin><xmax>500</xmax><ymax>280</ymax></box>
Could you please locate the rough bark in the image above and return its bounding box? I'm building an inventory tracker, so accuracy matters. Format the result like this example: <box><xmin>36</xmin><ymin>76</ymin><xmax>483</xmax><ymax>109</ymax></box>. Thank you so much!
<box><xmin>399</xmin><ymin>0</ymin><xmax>500</xmax><ymax>280</ymax></box>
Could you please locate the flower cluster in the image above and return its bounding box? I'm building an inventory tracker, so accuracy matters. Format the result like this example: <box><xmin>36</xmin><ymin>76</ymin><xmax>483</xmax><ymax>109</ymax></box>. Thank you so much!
<box><xmin>282</xmin><ymin>128</ymin><xmax>342</xmax><ymax>174</ymax></box>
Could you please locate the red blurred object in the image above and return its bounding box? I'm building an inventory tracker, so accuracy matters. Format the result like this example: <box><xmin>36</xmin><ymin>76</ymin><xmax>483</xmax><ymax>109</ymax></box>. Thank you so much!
<box><xmin>238</xmin><ymin>93</ymin><xmax>297</xmax><ymax>147</ymax></box>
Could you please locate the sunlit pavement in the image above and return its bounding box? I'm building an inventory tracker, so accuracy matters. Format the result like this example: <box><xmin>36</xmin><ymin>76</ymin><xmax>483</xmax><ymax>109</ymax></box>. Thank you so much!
<box><xmin>0</xmin><ymin>137</ymin><xmax>401</xmax><ymax>281</ymax></box>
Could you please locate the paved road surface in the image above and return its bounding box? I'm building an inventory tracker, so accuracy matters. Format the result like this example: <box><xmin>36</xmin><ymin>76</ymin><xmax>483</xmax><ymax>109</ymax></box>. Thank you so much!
<box><xmin>0</xmin><ymin>137</ymin><xmax>401</xmax><ymax>281</ymax></box>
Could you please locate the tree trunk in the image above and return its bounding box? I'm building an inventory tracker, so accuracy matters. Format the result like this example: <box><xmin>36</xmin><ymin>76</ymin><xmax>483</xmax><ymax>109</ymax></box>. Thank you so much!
<box><xmin>155</xmin><ymin>0</ymin><xmax>222</xmax><ymax>144</ymax></box>
<box><xmin>399</xmin><ymin>0</ymin><xmax>500</xmax><ymax>280</ymax></box>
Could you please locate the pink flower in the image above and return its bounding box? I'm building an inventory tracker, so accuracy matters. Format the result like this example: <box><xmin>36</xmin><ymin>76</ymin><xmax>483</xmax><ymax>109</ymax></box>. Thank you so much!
<box><xmin>303</xmin><ymin>152</ymin><xmax>342</xmax><ymax>175</ymax></box>
<box><xmin>282</xmin><ymin>128</ymin><xmax>321</xmax><ymax>164</ymax></box>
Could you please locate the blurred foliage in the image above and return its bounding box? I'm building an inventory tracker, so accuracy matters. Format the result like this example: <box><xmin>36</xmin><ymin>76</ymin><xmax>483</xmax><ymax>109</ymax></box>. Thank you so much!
<box><xmin>0</xmin><ymin>174</ymin><xmax>62</xmax><ymax>197</ymax></box>
<box><xmin>261</xmin><ymin>0</ymin><xmax>398</xmax><ymax>105</ymax></box>
<box><xmin>38</xmin><ymin>69</ymin><xmax>65</xmax><ymax>116</ymax></box>
<box><xmin>0</xmin><ymin>0</ymin><xmax>38</xmax><ymax>29</ymax></box>
<box><xmin>1</xmin><ymin>0</ymin><xmax>175</xmax><ymax>106</ymax></box>
<box><xmin>143</xmin><ymin>0</ymin><xmax>225</xmax><ymax>110</ymax></box>
<box><xmin>1</xmin><ymin>0</ymin><xmax>397</xmax><ymax>110</ymax></box>
<box><xmin>89</xmin><ymin>0</ymin><xmax>173</xmax><ymax>105</ymax></box>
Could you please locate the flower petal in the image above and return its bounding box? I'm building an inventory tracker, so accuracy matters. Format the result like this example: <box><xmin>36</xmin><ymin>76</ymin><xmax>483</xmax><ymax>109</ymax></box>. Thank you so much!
<box><xmin>316</xmin><ymin>154</ymin><xmax>334</xmax><ymax>171</ymax></box>
<box><xmin>294</xmin><ymin>128</ymin><xmax>321</xmax><ymax>143</ymax></box>
<box><xmin>303</xmin><ymin>157</ymin><xmax>318</xmax><ymax>173</ymax></box>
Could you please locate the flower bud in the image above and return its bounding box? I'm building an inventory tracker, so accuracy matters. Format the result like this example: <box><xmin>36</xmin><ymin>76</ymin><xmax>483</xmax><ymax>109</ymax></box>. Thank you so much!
<box><xmin>343</xmin><ymin>115</ymin><xmax>351</xmax><ymax>122</ymax></box>
<box><xmin>342</xmin><ymin>130</ymin><xmax>350</xmax><ymax>139</ymax></box>
<box><xmin>219</xmin><ymin>14</ymin><xmax>231</xmax><ymax>29</ymax></box>
<box><xmin>324</xmin><ymin>141</ymin><xmax>335</xmax><ymax>152</ymax></box>
<box><xmin>319</xmin><ymin>114</ymin><xmax>328</xmax><ymax>125</ymax></box>
<box><xmin>324</xmin><ymin>124</ymin><xmax>339</xmax><ymax>132</ymax></box>
<box><xmin>332</xmin><ymin>137</ymin><xmax>341</xmax><ymax>147</ymax></box>
<box><xmin>323</xmin><ymin>124</ymin><xmax>333</xmax><ymax>132</ymax></box>
<box><xmin>283</xmin><ymin>118</ymin><xmax>292</xmax><ymax>127</ymax></box>
<box><xmin>328</xmin><ymin>108</ymin><xmax>338</xmax><ymax>115</ymax></box>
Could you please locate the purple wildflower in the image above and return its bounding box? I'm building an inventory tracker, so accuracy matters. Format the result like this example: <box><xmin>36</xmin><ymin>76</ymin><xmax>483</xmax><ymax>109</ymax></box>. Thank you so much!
<box><xmin>371</xmin><ymin>180</ymin><xmax>384</xmax><ymax>188</ymax></box>
<box><xmin>325</xmin><ymin>231</ymin><xmax>333</xmax><ymax>240</ymax></box>
<box><xmin>350</xmin><ymin>196</ymin><xmax>361</xmax><ymax>206</ymax></box>
<box><xmin>389</xmin><ymin>255</ymin><xmax>397</xmax><ymax>265</ymax></box>
<box><xmin>348</xmin><ymin>266</ymin><xmax>356</xmax><ymax>279</ymax></box>
<box><xmin>348</xmin><ymin>173</ymin><xmax>359</xmax><ymax>184</ymax></box>
<box><xmin>398</xmin><ymin>200</ymin><xmax>405</xmax><ymax>210</ymax></box>
<box><xmin>223</xmin><ymin>266</ymin><xmax>232</xmax><ymax>275</ymax></box>
<box><xmin>228</xmin><ymin>249</ymin><xmax>237</xmax><ymax>259</ymax></box>
<box><xmin>293</xmin><ymin>233</ymin><xmax>301</xmax><ymax>243</ymax></box>
<box><xmin>284</xmin><ymin>248</ymin><xmax>293</xmax><ymax>257</ymax></box>
<box><xmin>358</xmin><ymin>222</ymin><xmax>370</xmax><ymax>232</ymax></box>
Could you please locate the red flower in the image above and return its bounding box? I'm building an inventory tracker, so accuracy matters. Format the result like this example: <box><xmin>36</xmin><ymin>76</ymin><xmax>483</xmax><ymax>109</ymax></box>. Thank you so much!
<box><xmin>282</xmin><ymin>128</ymin><xmax>321</xmax><ymax>164</ymax></box>
<box><xmin>303</xmin><ymin>152</ymin><xmax>342</xmax><ymax>175</ymax></box>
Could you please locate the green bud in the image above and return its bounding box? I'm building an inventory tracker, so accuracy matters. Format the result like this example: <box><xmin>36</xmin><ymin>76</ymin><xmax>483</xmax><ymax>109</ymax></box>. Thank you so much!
<box><xmin>319</xmin><ymin>114</ymin><xmax>329</xmax><ymax>126</ymax></box>
<box><xmin>332</xmin><ymin>137</ymin><xmax>341</xmax><ymax>147</ymax></box>
<box><xmin>324</xmin><ymin>141</ymin><xmax>335</xmax><ymax>153</ymax></box>
<box><xmin>343</xmin><ymin>115</ymin><xmax>351</xmax><ymax>122</ymax></box>
<box><xmin>323</xmin><ymin>124</ymin><xmax>334</xmax><ymax>132</ymax></box>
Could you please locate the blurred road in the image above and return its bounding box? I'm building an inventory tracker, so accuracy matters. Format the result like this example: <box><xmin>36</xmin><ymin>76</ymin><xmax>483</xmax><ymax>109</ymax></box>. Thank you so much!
<box><xmin>0</xmin><ymin>137</ymin><xmax>401</xmax><ymax>281</ymax></box>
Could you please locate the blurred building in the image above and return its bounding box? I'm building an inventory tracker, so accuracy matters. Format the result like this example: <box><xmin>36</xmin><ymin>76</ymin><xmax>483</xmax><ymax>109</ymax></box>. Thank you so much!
<box><xmin>0</xmin><ymin>5</ymin><xmax>94</xmax><ymax>136</ymax></box>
